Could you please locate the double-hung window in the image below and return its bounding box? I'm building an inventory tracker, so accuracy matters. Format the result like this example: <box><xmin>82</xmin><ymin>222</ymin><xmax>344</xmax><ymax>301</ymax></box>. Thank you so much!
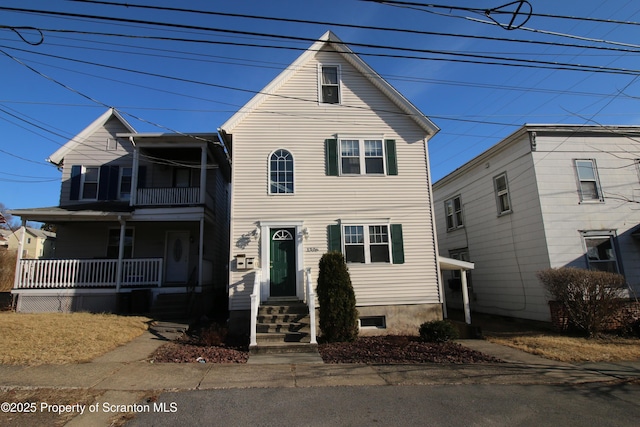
<box><xmin>575</xmin><ymin>159</ymin><xmax>603</xmax><ymax>202</ymax></box>
<box><xmin>81</xmin><ymin>166</ymin><xmax>100</xmax><ymax>200</ymax></box>
<box><xmin>445</xmin><ymin>196</ymin><xmax>463</xmax><ymax>230</ymax></box>
<box><xmin>329</xmin><ymin>222</ymin><xmax>404</xmax><ymax>264</ymax></box>
<box><xmin>326</xmin><ymin>138</ymin><xmax>398</xmax><ymax>177</ymax></box>
<box><xmin>320</xmin><ymin>65</ymin><xmax>340</xmax><ymax>104</ymax></box>
<box><xmin>493</xmin><ymin>172</ymin><xmax>511</xmax><ymax>215</ymax></box>
<box><xmin>107</xmin><ymin>228</ymin><xmax>134</xmax><ymax>258</ymax></box>
<box><xmin>343</xmin><ymin>225</ymin><xmax>391</xmax><ymax>263</ymax></box>
<box><xmin>340</xmin><ymin>139</ymin><xmax>386</xmax><ymax>175</ymax></box>
<box><xmin>582</xmin><ymin>232</ymin><xmax>620</xmax><ymax>273</ymax></box>
<box><xmin>119</xmin><ymin>167</ymin><xmax>132</xmax><ymax>200</ymax></box>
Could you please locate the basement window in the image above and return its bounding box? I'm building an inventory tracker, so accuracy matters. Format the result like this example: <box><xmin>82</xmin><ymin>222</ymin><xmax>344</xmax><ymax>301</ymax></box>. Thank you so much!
<box><xmin>359</xmin><ymin>316</ymin><xmax>386</xmax><ymax>329</ymax></box>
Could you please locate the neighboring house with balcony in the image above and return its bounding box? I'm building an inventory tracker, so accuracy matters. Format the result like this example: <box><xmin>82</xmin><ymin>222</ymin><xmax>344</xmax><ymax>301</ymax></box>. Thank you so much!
<box><xmin>218</xmin><ymin>31</ymin><xmax>459</xmax><ymax>348</ymax></box>
<box><xmin>10</xmin><ymin>108</ymin><xmax>230</xmax><ymax>316</ymax></box>
<box><xmin>434</xmin><ymin>124</ymin><xmax>640</xmax><ymax>322</ymax></box>
<box><xmin>4</xmin><ymin>226</ymin><xmax>56</xmax><ymax>259</ymax></box>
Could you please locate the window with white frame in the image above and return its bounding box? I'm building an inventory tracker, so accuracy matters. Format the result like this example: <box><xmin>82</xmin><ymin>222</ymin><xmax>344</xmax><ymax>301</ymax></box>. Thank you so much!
<box><xmin>340</xmin><ymin>139</ymin><xmax>385</xmax><ymax>175</ymax></box>
<box><xmin>575</xmin><ymin>159</ymin><xmax>603</xmax><ymax>202</ymax></box>
<box><xmin>493</xmin><ymin>172</ymin><xmax>511</xmax><ymax>215</ymax></box>
<box><xmin>119</xmin><ymin>167</ymin><xmax>132</xmax><ymax>200</ymax></box>
<box><xmin>343</xmin><ymin>224</ymin><xmax>391</xmax><ymax>263</ymax></box>
<box><xmin>107</xmin><ymin>228</ymin><xmax>134</xmax><ymax>259</ymax></box>
<box><xmin>445</xmin><ymin>195</ymin><xmax>463</xmax><ymax>230</ymax></box>
<box><xmin>583</xmin><ymin>233</ymin><xmax>620</xmax><ymax>273</ymax></box>
<box><xmin>81</xmin><ymin>166</ymin><xmax>100</xmax><ymax>200</ymax></box>
<box><xmin>269</xmin><ymin>149</ymin><xmax>294</xmax><ymax>194</ymax></box>
<box><xmin>320</xmin><ymin>65</ymin><xmax>340</xmax><ymax>104</ymax></box>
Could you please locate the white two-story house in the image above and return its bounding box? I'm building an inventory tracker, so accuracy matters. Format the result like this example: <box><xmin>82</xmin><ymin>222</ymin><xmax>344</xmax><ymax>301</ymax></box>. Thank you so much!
<box><xmin>10</xmin><ymin>109</ymin><xmax>230</xmax><ymax>317</ymax></box>
<box><xmin>219</xmin><ymin>31</ymin><xmax>447</xmax><ymax>339</ymax></box>
<box><xmin>434</xmin><ymin>125</ymin><xmax>640</xmax><ymax>322</ymax></box>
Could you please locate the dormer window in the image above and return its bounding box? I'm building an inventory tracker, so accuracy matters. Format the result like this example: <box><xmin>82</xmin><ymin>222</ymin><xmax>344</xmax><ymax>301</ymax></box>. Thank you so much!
<box><xmin>320</xmin><ymin>65</ymin><xmax>340</xmax><ymax>104</ymax></box>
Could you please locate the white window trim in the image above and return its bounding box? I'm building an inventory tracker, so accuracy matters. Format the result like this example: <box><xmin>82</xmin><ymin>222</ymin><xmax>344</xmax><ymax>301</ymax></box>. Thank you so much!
<box><xmin>445</xmin><ymin>195</ymin><xmax>463</xmax><ymax>230</ymax></box>
<box><xmin>493</xmin><ymin>172</ymin><xmax>512</xmax><ymax>215</ymax></box>
<box><xmin>80</xmin><ymin>166</ymin><xmax>100</xmax><ymax>200</ymax></box>
<box><xmin>341</xmin><ymin>221</ymin><xmax>392</xmax><ymax>264</ymax></box>
<box><xmin>575</xmin><ymin>159</ymin><xmax>604</xmax><ymax>203</ymax></box>
<box><xmin>581</xmin><ymin>231</ymin><xmax>620</xmax><ymax>274</ymax></box>
<box><xmin>268</xmin><ymin>149</ymin><xmax>295</xmax><ymax>195</ymax></box>
<box><xmin>119</xmin><ymin>167</ymin><xmax>133</xmax><ymax>201</ymax></box>
<box><xmin>107</xmin><ymin>227</ymin><xmax>135</xmax><ymax>258</ymax></box>
<box><xmin>318</xmin><ymin>64</ymin><xmax>341</xmax><ymax>105</ymax></box>
<box><xmin>337</xmin><ymin>135</ymin><xmax>387</xmax><ymax>176</ymax></box>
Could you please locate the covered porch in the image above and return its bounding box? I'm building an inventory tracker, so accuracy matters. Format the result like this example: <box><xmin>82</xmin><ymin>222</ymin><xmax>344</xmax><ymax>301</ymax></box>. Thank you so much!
<box><xmin>439</xmin><ymin>256</ymin><xmax>475</xmax><ymax>325</ymax></box>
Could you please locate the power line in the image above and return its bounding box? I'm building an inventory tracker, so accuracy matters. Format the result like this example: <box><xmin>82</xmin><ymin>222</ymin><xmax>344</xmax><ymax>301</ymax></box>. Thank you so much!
<box><xmin>3</xmin><ymin>6</ymin><xmax>640</xmax><ymax>74</ymax></box>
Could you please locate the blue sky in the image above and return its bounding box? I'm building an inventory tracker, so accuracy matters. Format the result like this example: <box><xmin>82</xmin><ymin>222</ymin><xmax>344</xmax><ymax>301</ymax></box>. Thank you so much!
<box><xmin>2</xmin><ymin>0</ymin><xmax>640</xmax><ymax>214</ymax></box>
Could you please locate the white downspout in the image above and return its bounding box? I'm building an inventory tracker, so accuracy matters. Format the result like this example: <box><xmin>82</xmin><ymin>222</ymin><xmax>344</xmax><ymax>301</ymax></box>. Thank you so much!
<box><xmin>200</xmin><ymin>145</ymin><xmax>207</xmax><ymax>205</ymax></box>
<box><xmin>130</xmin><ymin>139</ymin><xmax>139</xmax><ymax>206</ymax></box>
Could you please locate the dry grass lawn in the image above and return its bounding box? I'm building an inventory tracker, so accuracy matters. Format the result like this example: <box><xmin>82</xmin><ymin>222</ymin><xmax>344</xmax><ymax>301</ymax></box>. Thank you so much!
<box><xmin>486</xmin><ymin>333</ymin><xmax>640</xmax><ymax>363</ymax></box>
<box><xmin>0</xmin><ymin>312</ymin><xmax>149</xmax><ymax>365</ymax></box>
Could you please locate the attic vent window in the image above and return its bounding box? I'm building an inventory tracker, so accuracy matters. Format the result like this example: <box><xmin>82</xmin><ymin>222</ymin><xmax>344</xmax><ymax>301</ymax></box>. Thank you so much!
<box><xmin>106</xmin><ymin>138</ymin><xmax>117</xmax><ymax>150</ymax></box>
<box><xmin>320</xmin><ymin>65</ymin><xmax>340</xmax><ymax>104</ymax></box>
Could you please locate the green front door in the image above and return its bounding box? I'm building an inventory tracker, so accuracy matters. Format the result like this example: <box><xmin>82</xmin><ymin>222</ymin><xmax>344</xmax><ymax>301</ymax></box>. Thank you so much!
<box><xmin>270</xmin><ymin>228</ymin><xmax>297</xmax><ymax>297</ymax></box>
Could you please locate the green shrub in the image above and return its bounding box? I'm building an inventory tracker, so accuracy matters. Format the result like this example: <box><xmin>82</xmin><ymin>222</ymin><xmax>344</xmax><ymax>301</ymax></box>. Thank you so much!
<box><xmin>419</xmin><ymin>320</ymin><xmax>459</xmax><ymax>343</ymax></box>
<box><xmin>537</xmin><ymin>267</ymin><xmax>626</xmax><ymax>337</ymax></box>
<box><xmin>316</xmin><ymin>251</ymin><xmax>358</xmax><ymax>342</ymax></box>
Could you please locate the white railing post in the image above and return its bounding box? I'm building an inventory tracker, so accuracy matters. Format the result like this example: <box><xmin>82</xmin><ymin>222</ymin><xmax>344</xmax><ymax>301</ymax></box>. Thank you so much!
<box><xmin>250</xmin><ymin>270</ymin><xmax>261</xmax><ymax>347</ymax></box>
<box><xmin>305</xmin><ymin>268</ymin><xmax>317</xmax><ymax>345</ymax></box>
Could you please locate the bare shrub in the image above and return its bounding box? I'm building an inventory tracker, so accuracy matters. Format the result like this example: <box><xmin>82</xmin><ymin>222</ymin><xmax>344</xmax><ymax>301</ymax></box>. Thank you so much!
<box><xmin>537</xmin><ymin>267</ymin><xmax>626</xmax><ymax>337</ymax></box>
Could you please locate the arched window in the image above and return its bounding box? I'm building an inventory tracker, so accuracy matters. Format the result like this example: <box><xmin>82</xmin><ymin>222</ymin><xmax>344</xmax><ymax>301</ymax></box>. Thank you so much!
<box><xmin>269</xmin><ymin>149</ymin><xmax>294</xmax><ymax>194</ymax></box>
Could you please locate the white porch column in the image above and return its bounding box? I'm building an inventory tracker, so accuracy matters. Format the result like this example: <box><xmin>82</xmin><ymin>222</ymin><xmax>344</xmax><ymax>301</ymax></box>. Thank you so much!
<box><xmin>200</xmin><ymin>145</ymin><xmax>207</xmax><ymax>204</ymax></box>
<box><xmin>13</xmin><ymin>220</ymin><xmax>27</xmax><ymax>289</ymax></box>
<box><xmin>115</xmin><ymin>217</ymin><xmax>126</xmax><ymax>291</ymax></box>
<box><xmin>461</xmin><ymin>269</ymin><xmax>472</xmax><ymax>325</ymax></box>
<box><xmin>130</xmin><ymin>141</ymin><xmax>139</xmax><ymax>206</ymax></box>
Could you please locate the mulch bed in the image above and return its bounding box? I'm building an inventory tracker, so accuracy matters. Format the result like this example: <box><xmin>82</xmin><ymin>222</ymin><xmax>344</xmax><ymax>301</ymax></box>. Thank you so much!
<box><xmin>149</xmin><ymin>332</ymin><xmax>502</xmax><ymax>364</ymax></box>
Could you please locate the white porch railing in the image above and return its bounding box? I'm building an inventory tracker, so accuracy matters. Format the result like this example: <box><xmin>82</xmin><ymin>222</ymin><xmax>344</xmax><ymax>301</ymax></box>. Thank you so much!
<box><xmin>249</xmin><ymin>270</ymin><xmax>262</xmax><ymax>347</ymax></box>
<box><xmin>135</xmin><ymin>187</ymin><xmax>200</xmax><ymax>205</ymax></box>
<box><xmin>16</xmin><ymin>258</ymin><xmax>163</xmax><ymax>289</ymax></box>
<box><xmin>304</xmin><ymin>268</ymin><xmax>317</xmax><ymax>345</ymax></box>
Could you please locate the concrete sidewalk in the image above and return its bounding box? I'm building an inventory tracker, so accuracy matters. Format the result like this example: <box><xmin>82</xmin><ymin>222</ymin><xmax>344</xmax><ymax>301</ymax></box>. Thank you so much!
<box><xmin>2</xmin><ymin>330</ymin><xmax>640</xmax><ymax>426</ymax></box>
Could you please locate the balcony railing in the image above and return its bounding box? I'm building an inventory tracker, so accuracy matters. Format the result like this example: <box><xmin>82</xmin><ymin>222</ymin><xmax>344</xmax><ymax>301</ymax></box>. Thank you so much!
<box><xmin>135</xmin><ymin>187</ymin><xmax>200</xmax><ymax>206</ymax></box>
<box><xmin>15</xmin><ymin>258</ymin><xmax>163</xmax><ymax>289</ymax></box>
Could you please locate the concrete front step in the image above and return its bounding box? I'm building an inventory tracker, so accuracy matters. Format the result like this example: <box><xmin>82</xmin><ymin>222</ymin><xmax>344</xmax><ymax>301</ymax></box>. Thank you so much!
<box><xmin>256</xmin><ymin>322</ymin><xmax>310</xmax><ymax>334</ymax></box>
<box><xmin>256</xmin><ymin>331</ymin><xmax>310</xmax><ymax>343</ymax></box>
<box><xmin>258</xmin><ymin>304</ymin><xmax>309</xmax><ymax>315</ymax></box>
<box><xmin>257</xmin><ymin>313</ymin><xmax>308</xmax><ymax>323</ymax></box>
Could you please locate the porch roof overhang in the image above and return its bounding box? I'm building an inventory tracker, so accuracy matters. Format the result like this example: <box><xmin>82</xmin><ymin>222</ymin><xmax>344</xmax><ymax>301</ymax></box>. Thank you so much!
<box><xmin>439</xmin><ymin>256</ymin><xmax>474</xmax><ymax>271</ymax></box>
<box><xmin>9</xmin><ymin>204</ymin><xmax>133</xmax><ymax>223</ymax></box>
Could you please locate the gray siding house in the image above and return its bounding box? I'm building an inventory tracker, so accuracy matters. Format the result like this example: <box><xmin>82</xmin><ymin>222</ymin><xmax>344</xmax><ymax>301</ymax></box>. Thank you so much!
<box><xmin>10</xmin><ymin>109</ymin><xmax>230</xmax><ymax>316</ymax></box>
<box><xmin>434</xmin><ymin>125</ymin><xmax>640</xmax><ymax>322</ymax></box>
<box><xmin>219</xmin><ymin>31</ymin><xmax>446</xmax><ymax>342</ymax></box>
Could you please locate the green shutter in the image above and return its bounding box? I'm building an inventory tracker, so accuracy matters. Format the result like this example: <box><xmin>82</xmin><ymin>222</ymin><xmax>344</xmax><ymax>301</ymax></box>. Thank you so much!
<box><xmin>391</xmin><ymin>224</ymin><xmax>404</xmax><ymax>264</ymax></box>
<box><xmin>385</xmin><ymin>140</ymin><xmax>398</xmax><ymax>176</ymax></box>
<box><xmin>325</xmin><ymin>139</ymin><xmax>338</xmax><ymax>176</ymax></box>
<box><xmin>327</xmin><ymin>224</ymin><xmax>342</xmax><ymax>253</ymax></box>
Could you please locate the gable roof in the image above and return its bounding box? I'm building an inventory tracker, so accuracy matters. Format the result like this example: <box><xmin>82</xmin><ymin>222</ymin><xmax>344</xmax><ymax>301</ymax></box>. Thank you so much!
<box><xmin>47</xmin><ymin>108</ymin><xmax>136</xmax><ymax>166</ymax></box>
<box><xmin>219</xmin><ymin>30</ymin><xmax>439</xmax><ymax>139</ymax></box>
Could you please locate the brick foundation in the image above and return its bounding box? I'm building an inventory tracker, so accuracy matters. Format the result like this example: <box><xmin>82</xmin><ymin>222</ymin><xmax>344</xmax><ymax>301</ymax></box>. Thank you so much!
<box><xmin>549</xmin><ymin>300</ymin><xmax>640</xmax><ymax>332</ymax></box>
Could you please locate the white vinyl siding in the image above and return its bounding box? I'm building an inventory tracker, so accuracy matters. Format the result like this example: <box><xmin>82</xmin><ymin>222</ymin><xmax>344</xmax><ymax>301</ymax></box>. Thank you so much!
<box><xmin>227</xmin><ymin>48</ymin><xmax>439</xmax><ymax>311</ymax></box>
